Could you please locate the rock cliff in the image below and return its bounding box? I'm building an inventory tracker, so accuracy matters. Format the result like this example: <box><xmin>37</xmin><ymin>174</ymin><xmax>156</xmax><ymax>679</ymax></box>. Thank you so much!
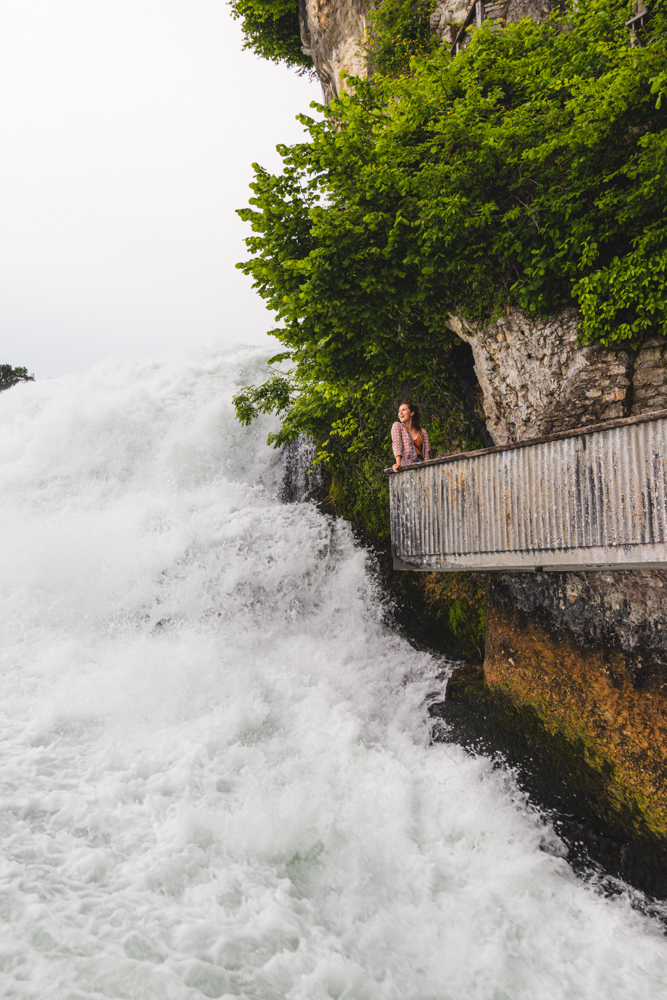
<box><xmin>430</xmin><ymin>0</ymin><xmax>554</xmax><ymax>48</ymax></box>
<box><xmin>299</xmin><ymin>0</ymin><xmax>369</xmax><ymax>101</ymax></box>
<box><xmin>447</xmin><ymin>308</ymin><xmax>632</xmax><ymax>444</ymax></box>
<box><xmin>449</xmin><ymin>312</ymin><xmax>667</xmax><ymax>446</ymax></box>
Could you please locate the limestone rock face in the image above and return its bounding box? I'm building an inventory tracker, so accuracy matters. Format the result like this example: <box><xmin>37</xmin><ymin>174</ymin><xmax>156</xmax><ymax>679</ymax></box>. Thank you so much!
<box><xmin>300</xmin><ymin>0</ymin><xmax>369</xmax><ymax>102</ymax></box>
<box><xmin>429</xmin><ymin>0</ymin><xmax>470</xmax><ymax>45</ymax></box>
<box><xmin>502</xmin><ymin>0</ymin><xmax>553</xmax><ymax>24</ymax></box>
<box><xmin>632</xmin><ymin>335</ymin><xmax>667</xmax><ymax>415</ymax></box>
<box><xmin>430</xmin><ymin>0</ymin><xmax>554</xmax><ymax>49</ymax></box>
<box><xmin>448</xmin><ymin>307</ymin><xmax>632</xmax><ymax>446</ymax></box>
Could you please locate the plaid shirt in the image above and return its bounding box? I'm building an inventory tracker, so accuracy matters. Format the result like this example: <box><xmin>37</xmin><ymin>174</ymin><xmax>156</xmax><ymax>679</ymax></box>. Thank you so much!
<box><xmin>391</xmin><ymin>421</ymin><xmax>430</xmax><ymax>465</ymax></box>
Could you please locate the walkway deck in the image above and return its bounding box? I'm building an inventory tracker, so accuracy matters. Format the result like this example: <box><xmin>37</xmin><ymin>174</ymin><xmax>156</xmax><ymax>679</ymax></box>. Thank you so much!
<box><xmin>387</xmin><ymin>410</ymin><xmax>667</xmax><ymax>572</ymax></box>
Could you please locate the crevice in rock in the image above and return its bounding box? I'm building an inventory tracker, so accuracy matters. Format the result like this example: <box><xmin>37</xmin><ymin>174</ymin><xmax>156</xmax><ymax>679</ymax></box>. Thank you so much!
<box><xmin>450</xmin><ymin>341</ymin><xmax>495</xmax><ymax>448</ymax></box>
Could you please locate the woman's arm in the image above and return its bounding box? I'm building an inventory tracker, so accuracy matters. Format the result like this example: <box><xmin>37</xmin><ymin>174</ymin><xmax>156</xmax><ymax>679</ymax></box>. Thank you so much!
<box><xmin>391</xmin><ymin>422</ymin><xmax>403</xmax><ymax>472</ymax></box>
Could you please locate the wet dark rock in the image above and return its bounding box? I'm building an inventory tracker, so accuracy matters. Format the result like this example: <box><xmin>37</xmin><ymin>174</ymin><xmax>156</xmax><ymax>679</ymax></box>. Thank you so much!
<box><xmin>432</xmin><ymin>663</ymin><xmax>667</xmax><ymax>904</ymax></box>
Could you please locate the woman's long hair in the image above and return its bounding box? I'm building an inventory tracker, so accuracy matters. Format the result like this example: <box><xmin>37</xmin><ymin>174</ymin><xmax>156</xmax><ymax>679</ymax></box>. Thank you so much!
<box><xmin>401</xmin><ymin>401</ymin><xmax>421</xmax><ymax>429</ymax></box>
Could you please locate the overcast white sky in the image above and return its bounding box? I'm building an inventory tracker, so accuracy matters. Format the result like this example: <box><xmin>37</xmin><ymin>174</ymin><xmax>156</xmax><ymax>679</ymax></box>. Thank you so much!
<box><xmin>0</xmin><ymin>1</ymin><xmax>321</xmax><ymax>377</ymax></box>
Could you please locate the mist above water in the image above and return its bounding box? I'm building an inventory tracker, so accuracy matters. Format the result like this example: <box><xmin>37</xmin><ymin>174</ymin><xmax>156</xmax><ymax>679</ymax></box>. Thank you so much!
<box><xmin>0</xmin><ymin>345</ymin><xmax>666</xmax><ymax>999</ymax></box>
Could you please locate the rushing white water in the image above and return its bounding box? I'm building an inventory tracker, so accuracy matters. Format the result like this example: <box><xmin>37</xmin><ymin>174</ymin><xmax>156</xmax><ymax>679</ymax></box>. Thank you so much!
<box><xmin>1</xmin><ymin>345</ymin><xmax>666</xmax><ymax>1000</ymax></box>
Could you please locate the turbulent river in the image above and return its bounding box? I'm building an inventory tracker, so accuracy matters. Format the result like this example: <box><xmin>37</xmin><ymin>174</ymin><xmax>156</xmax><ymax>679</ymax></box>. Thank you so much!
<box><xmin>1</xmin><ymin>346</ymin><xmax>667</xmax><ymax>999</ymax></box>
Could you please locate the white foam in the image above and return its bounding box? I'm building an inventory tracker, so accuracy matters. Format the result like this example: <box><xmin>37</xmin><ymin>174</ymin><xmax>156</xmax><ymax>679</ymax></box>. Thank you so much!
<box><xmin>0</xmin><ymin>345</ymin><xmax>666</xmax><ymax>999</ymax></box>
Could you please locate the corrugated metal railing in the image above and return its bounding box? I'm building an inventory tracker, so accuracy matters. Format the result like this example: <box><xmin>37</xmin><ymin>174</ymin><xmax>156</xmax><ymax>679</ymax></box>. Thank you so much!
<box><xmin>388</xmin><ymin>410</ymin><xmax>667</xmax><ymax>572</ymax></box>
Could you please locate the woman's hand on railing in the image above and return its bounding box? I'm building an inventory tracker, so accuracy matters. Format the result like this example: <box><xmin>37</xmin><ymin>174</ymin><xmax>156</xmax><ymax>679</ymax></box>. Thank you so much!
<box><xmin>392</xmin><ymin>459</ymin><xmax>401</xmax><ymax>473</ymax></box>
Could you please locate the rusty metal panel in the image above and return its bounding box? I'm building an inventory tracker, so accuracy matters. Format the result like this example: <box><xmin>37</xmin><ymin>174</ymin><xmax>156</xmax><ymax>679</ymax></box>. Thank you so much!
<box><xmin>388</xmin><ymin>411</ymin><xmax>667</xmax><ymax>572</ymax></box>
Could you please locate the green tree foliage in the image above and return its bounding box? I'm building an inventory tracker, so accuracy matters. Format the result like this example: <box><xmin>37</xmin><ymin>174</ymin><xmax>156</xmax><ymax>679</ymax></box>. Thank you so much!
<box><xmin>229</xmin><ymin>0</ymin><xmax>311</xmax><ymax>70</ymax></box>
<box><xmin>0</xmin><ymin>365</ymin><xmax>33</xmax><ymax>391</ymax></box>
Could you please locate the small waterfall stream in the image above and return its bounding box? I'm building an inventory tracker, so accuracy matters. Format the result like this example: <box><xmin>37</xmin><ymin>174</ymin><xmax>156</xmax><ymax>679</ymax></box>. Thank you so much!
<box><xmin>281</xmin><ymin>435</ymin><xmax>324</xmax><ymax>504</ymax></box>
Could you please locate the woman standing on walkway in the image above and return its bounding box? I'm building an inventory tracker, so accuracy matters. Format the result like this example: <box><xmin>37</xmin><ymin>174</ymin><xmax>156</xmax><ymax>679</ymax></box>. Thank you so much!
<box><xmin>391</xmin><ymin>402</ymin><xmax>430</xmax><ymax>472</ymax></box>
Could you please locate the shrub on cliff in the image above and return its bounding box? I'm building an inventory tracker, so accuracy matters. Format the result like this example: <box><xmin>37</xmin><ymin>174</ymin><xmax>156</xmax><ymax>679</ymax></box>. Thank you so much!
<box><xmin>366</xmin><ymin>0</ymin><xmax>439</xmax><ymax>76</ymax></box>
<box><xmin>229</xmin><ymin>0</ymin><xmax>310</xmax><ymax>70</ymax></box>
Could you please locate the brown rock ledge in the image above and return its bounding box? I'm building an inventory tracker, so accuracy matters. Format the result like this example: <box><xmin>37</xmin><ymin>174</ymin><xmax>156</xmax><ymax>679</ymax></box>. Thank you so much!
<box><xmin>484</xmin><ymin>571</ymin><xmax>667</xmax><ymax>842</ymax></box>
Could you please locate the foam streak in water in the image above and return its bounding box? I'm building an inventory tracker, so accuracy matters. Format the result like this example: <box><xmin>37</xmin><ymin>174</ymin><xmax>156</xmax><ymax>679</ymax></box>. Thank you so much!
<box><xmin>0</xmin><ymin>346</ymin><xmax>665</xmax><ymax>1000</ymax></box>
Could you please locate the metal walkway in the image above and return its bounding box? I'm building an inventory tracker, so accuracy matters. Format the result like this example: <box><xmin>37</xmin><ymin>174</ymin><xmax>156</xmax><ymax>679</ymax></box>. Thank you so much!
<box><xmin>387</xmin><ymin>410</ymin><xmax>667</xmax><ymax>572</ymax></box>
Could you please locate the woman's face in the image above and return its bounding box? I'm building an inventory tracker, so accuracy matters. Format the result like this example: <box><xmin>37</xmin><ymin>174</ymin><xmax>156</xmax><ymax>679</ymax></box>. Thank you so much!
<box><xmin>398</xmin><ymin>404</ymin><xmax>413</xmax><ymax>425</ymax></box>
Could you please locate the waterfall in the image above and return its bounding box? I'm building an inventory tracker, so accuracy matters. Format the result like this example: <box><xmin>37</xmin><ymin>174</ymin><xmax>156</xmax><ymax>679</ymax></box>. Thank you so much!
<box><xmin>0</xmin><ymin>344</ymin><xmax>665</xmax><ymax>999</ymax></box>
